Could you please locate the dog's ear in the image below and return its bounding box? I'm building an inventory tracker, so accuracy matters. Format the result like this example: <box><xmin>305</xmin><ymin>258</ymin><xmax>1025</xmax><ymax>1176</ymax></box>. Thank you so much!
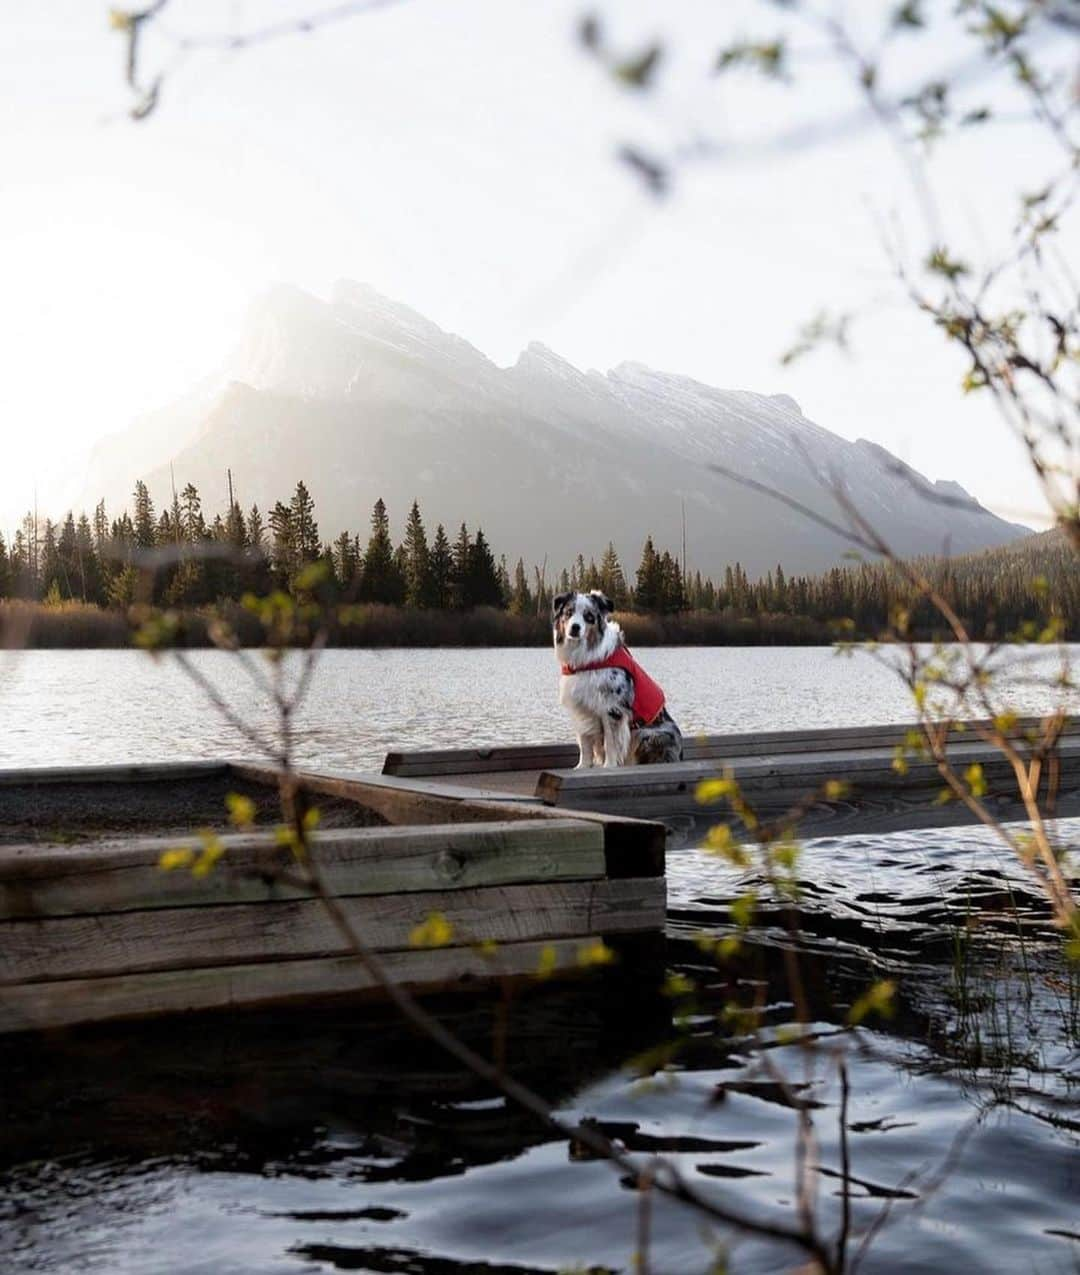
<box><xmin>589</xmin><ymin>589</ymin><xmax>615</xmax><ymax>615</ymax></box>
<box><xmin>552</xmin><ymin>592</ymin><xmax>573</xmax><ymax>618</ymax></box>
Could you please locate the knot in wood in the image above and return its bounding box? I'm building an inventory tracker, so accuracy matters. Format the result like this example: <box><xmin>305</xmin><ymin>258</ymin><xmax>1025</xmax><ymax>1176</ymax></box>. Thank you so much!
<box><xmin>433</xmin><ymin>848</ymin><xmax>467</xmax><ymax>882</ymax></box>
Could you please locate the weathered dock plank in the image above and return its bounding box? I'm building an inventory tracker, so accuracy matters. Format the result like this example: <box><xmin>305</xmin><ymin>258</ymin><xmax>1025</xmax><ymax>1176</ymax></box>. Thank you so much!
<box><xmin>0</xmin><ymin>935</ymin><xmax>603</xmax><ymax>1034</ymax></box>
<box><xmin>0</xmin><ymin>760</ymin><xmax>230</xmax><ymax>788</ymax></box>
<box><xmin>383</xmin><ymin>717</ymin><xmax>1080</xmax><ymax>778</ymax></box>
<box><xmin>0</xmin><ymin>819</ymin><xmax>605</xmax><ymax>919</ymax></box>
<box><xmin>236</xmin><ymin>767</ymin><xmax>667</xmax><ymax>879</ymax></box>
<box><xmin>538</xmin><ymin>737</ymin><xmax>1080</xmax><ymax>829</ymax></box>
<box><xmin>381</xmin><ymin>719</ymin><xmax>1080</xmax><ymax>833</ymax></box>
<box><xmin>1</xmin><ymin>876</ymin><xmax>664</xmax><ymax>986</ymax></box>
<box><xmin>0</xmin><ymin>762</ymin><xmax>670</xmax><ymax>1033</ymax></box>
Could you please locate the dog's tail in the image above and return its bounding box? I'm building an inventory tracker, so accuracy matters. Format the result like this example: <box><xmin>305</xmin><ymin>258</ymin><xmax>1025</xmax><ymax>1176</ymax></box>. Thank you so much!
<box><xmin>632</xmin><ymin>710</ymin><xmax>683</xmax><ymax>764</ymax></box>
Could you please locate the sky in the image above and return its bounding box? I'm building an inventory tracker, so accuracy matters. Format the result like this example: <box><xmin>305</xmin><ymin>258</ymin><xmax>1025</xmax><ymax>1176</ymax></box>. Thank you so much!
<box><xmin>0</xmin><ymin>0</ymin><xmax>1073</xmax><ymax>537</ymax></box>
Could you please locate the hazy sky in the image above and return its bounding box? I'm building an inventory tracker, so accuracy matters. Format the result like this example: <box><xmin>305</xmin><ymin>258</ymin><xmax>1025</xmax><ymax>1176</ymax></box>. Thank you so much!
<box><xmin>1</xmin><ymin>1</ymin><xmax>1071</xmax><ymax>535</ymax></box>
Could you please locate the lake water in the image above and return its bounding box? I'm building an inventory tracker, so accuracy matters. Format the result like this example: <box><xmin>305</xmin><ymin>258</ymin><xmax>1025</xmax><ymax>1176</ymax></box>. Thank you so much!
<box><xmin>1</xmin><ymin>644</ymin><xmax>1077</xmax><ymax>770</ymax></box>
<box><xmin>1</xmin><ymin>646</ymin><xmax>1078</xmax><ymax>1274</ymax></box>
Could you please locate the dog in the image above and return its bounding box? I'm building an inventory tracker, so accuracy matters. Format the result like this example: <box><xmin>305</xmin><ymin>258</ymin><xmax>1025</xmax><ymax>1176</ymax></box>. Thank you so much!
<box><xmin>553</xmin><ymin>589</ymin><xmax>683</xmax><ymax>768</ymax></box>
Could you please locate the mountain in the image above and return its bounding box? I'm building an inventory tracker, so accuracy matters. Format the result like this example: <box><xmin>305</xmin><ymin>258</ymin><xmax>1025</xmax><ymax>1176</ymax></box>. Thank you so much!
<box><xmin>81</xmin><ymin>281</ymin><xmax>1028</xmax><ymax>576</ymax></box>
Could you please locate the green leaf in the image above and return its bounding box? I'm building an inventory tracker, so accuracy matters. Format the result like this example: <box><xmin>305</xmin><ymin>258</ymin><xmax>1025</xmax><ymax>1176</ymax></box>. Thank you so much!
<box><xmin>225</xmin><ymin>792</ymin><xmax>257</xmax><ymax>828</ymax></box>
<box><xmin>615</xmin><ymin>44</ymin><xmax>663</xmax><ymax>89</ymax></box>
<box><xmin>696</xmin><ymin>776</ymin><xmax>738</xmax><ymax>805</ymax></box>
<box><xmin>847</xmin><ymin>979</ymin><xmax>896</xmax><ymax>1025</ymax></box>
<box><xmin>729</xmin><ymin>891</ymin><xmax>757</xmax><ymax>929</ymax></box>
<box><xmin>535</xmin><ymin>944</ymin><xmax>559</xmax><ymax>979</ymax></box>
<box><xmin>409</xmin><ymin>912</ymin><xmax>455</xmax><ymax>949</ymax></box>
<box><xmin>577</xmin><ymin>939</ymin><xmax>617</xmax><ymax>968</ymax></box>
<box><xmin>926</xmin><ymin>246</ymin><xmax>970</xmax><ymax>281</ymax></box>
<box><xmin>159</xmin><ymin>847</ymin><xmax>196</xmax><ymax>871</ymax></box>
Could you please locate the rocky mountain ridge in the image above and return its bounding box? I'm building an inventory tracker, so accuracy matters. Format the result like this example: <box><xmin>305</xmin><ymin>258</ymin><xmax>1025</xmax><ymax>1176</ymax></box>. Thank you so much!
<box><xmin>81</xmin><ymin>281</ymin><xmax>1027</xmax><ymax>576</ymax></box>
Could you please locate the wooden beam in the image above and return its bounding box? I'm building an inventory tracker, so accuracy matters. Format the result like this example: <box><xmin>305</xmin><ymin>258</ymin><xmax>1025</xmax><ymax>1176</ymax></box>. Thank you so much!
<box><xmin>537</xmin><ymin>738</ymin><xmax>1080</xmax><ymax>829</ymax></box>
<box><xmin>0</xmin><ymin>761</ymin><xmax>230</xmax><ymax>788</ymax></box>
<box><xmin>231</xmin><ymin>764</ymin><xmax>542</xmax><ymax>824</ymax></box>
<box><xmin>1</xmin><ymin>876</ymin><xmax>666</xmax><ymax>986</ymax></box>
<box><xmin>0</xmin><ymin>819</ymin><xmax>606</xmax><ymax>920</ymax></box>
<box><xmin>248</xmin><ymin>767</ymin><xmax>668</xmax><ymax>880</ymax></box>
<box><xmin>0</xmin><ymin>935</ymin><xmax>613</xmax><ymax>1034</ymax></box>
<box><xmin>385</xmin><ymin>748</ymin><xmax>579</xmax><ymax>777</ymax></box>
<box><xmin>382</xmin><ymin>717</ymin><xmax>1078</xmax><ymax>776</ymax></box>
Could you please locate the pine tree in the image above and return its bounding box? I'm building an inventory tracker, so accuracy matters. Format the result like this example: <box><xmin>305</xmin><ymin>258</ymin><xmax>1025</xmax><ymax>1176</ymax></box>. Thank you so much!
<box><xmin>359</xmin><ymin>498</ymin><xmax>404</xmax><ymax>604</ymax></box>
<box><xmin>40</xmin><ymin>520</ymin><xmax>61</xmax><ymax>601</ymax></box>
<box><xmin>403</xmin><ymin>500</ymin><xmax>434</xmax><ymax>607</ymax></box>
<box><xmin>108</xmin><ymin>563</ymin><xmax>139</xmax><ymax>608</ymax></box>
<box><xmin>393</xmin><ymin>544</ymin><xmax>409</xmax><ymax>595</ymax></box>
<box><xmin>179</xmin><ymin>484</ymin><xmax>205</xmax><ymax>544</ymax></box>
<box><xmin>634</xmin><ymin>536</ymin><xmax>663</xmax><ymax>612</ymax></box>
<box><xmin>289</xmin><ymin>481</ymin><xmax>319</xmax><ymax>564</ymax></box>
<box><xmin>465</xmin><ymin>528</ymin><xmax>503</xmax><ymax>608</ymax></box>
<box><xmin>774</xmin><ymin>562</ymin><xmax>788</xmax><ymax>612</ymax></box>
<box><xmin>20</xmin><ymin>513</ymin><xmax>38</xmax><ymax>594</ymax></box>
<box><xmin>247</xmin><ymin>505</ymin><xmax>265</xmax><ymax>551</ymax></box>
<box><xmin>243</xmin><ymin>505</ymin><xmax>270</xmax><ymax>596</ymax></box>
<box><xmin>93</xmin><ymin>501</ymin><xmax>109</xmax><ymax>557</ymax></box>
<box><xmin>508</xmin><ymin>558</ymin><xmax>532</xmax><ymax>615</ymax></box>
<box><xmin>332</xmin><ymin>530</ymin><xmax>358</xmax><ymax>590</ymax></box>
<box><xmin>225</xmin><ymin>500</ymin><xmax>247</xmax><ymax>550</ymax></box>
<box><xmin>152</xmin><ymin>507</ymin><xmax>180</xmax><ymax>602</ymax></box>
<box><xmin>74</xmin><ymin>514</ymin><xmax>101</xmax><ymax>603</ymax></box>
<box><xmin>658</xmin><ymin>550</ymin><xmax>685</xmax><ymax>613</ymax></box>
<box><xmin>169</xmin><ymin>488</ymin><xmax>183</xmax><ymax>547</ymax></box>
<box><xmin>57</xmin><ymin>513</ymin><xmax>78</xmax><ymax>601</ymax></box>
<box><xmin>451</xmin><ymin>523</ymin><xmax>472</xmax><ymax>609</ymax></box>
<box><xmin>598</xmin><ymin>542</ymin><xmax>629</xmax><ymax>610</ymax></box>
<box><xmin>111</xmin><ymin>512</ymin><xmax>135</xmax><ymax>549</ymax></box>
<box><xmin>430</xmin><ymin>523</ymin><xmax>453</xmax><ymax>609</ymax></box>
<box><xmin>268</xmin><ymin>501</ymin><xmax>294</xmax><ymax>583</ymax></box>
<box><xmin>132</xmin><ymin>481</ymin><xmax>156</xmax><ymax>550</ymax></box>
<box><xmin>162</xmin><ymin>485</ymin><xmax>206</xmax><ymax>605</ymax></box>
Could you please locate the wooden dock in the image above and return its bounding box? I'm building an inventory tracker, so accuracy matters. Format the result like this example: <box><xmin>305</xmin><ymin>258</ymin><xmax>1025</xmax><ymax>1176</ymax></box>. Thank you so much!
<box><xmin>383</xmin><ymin>718</ymin><xmax>1080</xmax><ymax>835</ymax></box>
<box><xmin>2</xmin><ymin>716</ymin><xmax>1075</xmax><ymax>1034</ymax></box>
<box><xmin>0</xmin><ymin>762</ymin><xmax>665</xmax><ymax>1034</ymax></box>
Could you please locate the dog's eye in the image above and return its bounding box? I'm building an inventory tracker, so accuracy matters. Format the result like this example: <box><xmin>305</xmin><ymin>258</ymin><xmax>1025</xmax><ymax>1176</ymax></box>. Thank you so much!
<box><xmin>584</xmin><ymin>611</ymin><xmax>594</xmax><ymax>624</ymax></box>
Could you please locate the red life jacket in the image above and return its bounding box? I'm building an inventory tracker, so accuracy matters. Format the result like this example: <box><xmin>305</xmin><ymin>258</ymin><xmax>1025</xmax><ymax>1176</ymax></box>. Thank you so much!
<box><xmin>561</xmin><ymin>645</ymin><xmax>666</xmax><ymax>727</ymax></box>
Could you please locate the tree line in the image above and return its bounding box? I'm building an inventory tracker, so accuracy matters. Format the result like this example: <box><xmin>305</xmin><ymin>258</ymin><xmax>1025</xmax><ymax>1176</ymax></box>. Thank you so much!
<box><xmin>0</xmin><ymin>481</ymin><xmax>1073</xmax><ymax>639</ymax></box>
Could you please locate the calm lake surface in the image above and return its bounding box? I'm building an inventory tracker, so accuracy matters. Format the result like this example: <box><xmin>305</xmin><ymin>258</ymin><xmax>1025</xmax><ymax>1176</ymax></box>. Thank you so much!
<box><xmin>1</xmin><ymin>646</ymin><xmax>1078</xmax><ymax>1274</ymax></box>
<box><xmin>2</xmin><ymin>644</ymin><xmax>1078</xmax><ymax>770</ymax></box>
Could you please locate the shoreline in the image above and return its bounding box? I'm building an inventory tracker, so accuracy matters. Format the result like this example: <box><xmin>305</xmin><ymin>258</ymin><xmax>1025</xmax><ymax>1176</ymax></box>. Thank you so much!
<box><xmin>1</xmin><ymin>599</ymin><xmax>1063</xmax><ymax>650</ymax></box>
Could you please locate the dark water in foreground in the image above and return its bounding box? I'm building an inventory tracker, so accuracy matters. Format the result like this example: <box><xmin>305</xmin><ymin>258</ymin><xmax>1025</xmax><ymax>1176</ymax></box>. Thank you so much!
<box><xmin>3</xmin><ymin>823</ymin><xmax>1078</xmax><ymax>1274</ymax></box>
<box><xmin>0</xmin><ymin>649</ymin><xmax>1078</xmax><ymax>1272</ymax></box>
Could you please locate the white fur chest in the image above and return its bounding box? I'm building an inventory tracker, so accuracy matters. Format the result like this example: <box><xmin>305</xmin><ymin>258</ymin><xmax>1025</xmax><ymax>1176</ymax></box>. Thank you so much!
<box><xmin>559</xmin><ymin>669</ymin><xmax>612</xmax><ymax>721</ymax></box>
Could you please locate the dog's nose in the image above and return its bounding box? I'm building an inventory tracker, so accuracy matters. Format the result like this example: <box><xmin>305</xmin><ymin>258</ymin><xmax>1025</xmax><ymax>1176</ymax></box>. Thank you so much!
<box><xmin>569</xmin><ymin>623</ymin><xmax>580</xmax><ymax>637</ymax></box>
